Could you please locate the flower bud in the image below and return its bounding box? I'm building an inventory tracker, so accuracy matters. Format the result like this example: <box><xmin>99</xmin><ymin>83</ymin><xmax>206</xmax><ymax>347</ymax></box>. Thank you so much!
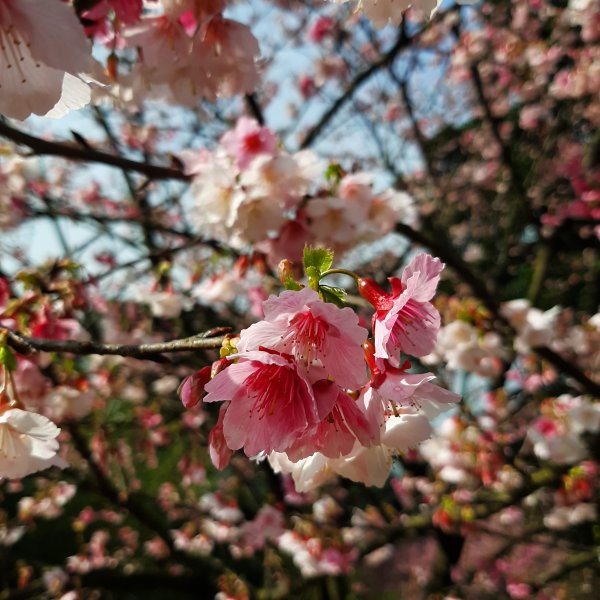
<box><xmin>107</xmin><ymin>53</ymin><xmax>119</xmax><ymax>82</ymax></box>
<box><xmin>357</xmin><ymin>278</ymin><xmax>392</xmax><ymax>311</ymax></box>
<box><xmin>178</xmin><ymin>366</ymin><xmax>211</xmax><ymax>409</ymax></box>
<box><xmin>277</xmin><ymin>259</ymin><xmax>297</xmax><ymax>288</ymax></box>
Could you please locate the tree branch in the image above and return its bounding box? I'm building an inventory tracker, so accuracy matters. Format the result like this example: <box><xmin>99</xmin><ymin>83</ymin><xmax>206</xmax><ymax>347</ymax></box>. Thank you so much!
<box><xmin>300</xmin><ymin>26</ymin><xmax>409</xmax><ymax>149</ymax></box>
<box><xmin>1</xmin><ymin>327</ymin><xmax>229</xmax><ymax>363</ymax></box>
<box><xmin>0</xmin><ymin>120</ymin><xmax>191</xmax><ymax>181</ymax></box>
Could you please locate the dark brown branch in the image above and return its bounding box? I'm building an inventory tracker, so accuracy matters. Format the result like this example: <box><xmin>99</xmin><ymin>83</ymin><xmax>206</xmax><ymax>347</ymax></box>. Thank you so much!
<box><xmin>300</xmin><ymin>26</ymin><xmax>409</xmax><ymax>149</ymax></box>
<box><xmin>0</xmin><ymin>120</ymin><xmax>191</xmax><ymax>181</ymax></box>
<box><xmin>529</xmin><ymin>550</ymin><xmax>598</xmax><ymax>593</ymax></box>
<box><xmin>2</xmin><ymin>327</ymin><xmax>229</xmax><ymax>363</ymax></box>
<box><xmin>299</xmin><ymin>7</ymin><xmax>460</xmax><ymax>150</ymax></box>
<box><xmin>245</xmin><ymin>92</ymin><xmax>265</xmax><ymax>126</ymax></box>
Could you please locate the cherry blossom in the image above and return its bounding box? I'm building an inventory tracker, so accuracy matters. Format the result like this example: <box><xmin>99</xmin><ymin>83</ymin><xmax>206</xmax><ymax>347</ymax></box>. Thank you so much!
<box><xmin>203</xmin><ymin>350</ymin><xmax>335</xmax><ymax>457</ymax></box>
<box><xmin>237</xmin><ymin>287</ymin><xmax>369</xmax><ymax>390</ymax></box>
<box><xmin>220</xmin><ymin>117</ymin><xmax>277</xmax><ymax>170</ymax></box>
<box><xmin>0</xmin><ymin>0</ymin><xmax>92</xmax><ymax>120</ymax></box>
<box><xmin>359</xmin><ymin>253</ymin><xmax>443</xmax><ymax>362</ymax></box>
<box><xmin>0</xmin><ymin>407</ymin><xmax>66</xmax><ymax>480</ymax></box>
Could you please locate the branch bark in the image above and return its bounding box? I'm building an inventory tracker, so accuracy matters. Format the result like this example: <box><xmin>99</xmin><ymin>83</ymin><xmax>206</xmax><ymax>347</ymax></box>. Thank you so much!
<box><xmin>2</xmin><ymin>327</ymin><xmax>229</xmax><ymax>363</ymax></box>
<box><xmin>0</xmin><ymin>120</ymin><xmax>191</xmax><ymax>181</ymax></box>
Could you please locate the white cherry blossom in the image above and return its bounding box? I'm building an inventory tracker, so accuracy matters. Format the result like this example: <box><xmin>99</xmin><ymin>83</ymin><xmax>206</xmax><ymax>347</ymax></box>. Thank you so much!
<box><xmin>0</xmin><ymin>408</ymin><xmax>66</xmax><ymax>479</ymax></box>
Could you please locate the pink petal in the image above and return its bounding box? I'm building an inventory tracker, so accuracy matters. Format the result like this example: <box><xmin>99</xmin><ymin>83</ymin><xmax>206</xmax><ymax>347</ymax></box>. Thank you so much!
<box><xmin>400</xmin><ymin>254</ymin><xmax>444</xmax><ymax>302</ymax></box>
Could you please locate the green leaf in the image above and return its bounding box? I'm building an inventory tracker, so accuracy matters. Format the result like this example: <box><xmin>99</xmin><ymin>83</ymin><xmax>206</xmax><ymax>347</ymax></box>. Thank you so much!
<box><xmin>319</xmin><ymin>285</ymin><xmax>347</xmax><ymax>307</ymax></box>
<box><xmin>303</xmin><ymin>245</ymin><xmax>334</xmax><ymax>275</ymax></box>
<box><xmin>325</xmin><ymin>162</ymin><xmax>344</xmax><ymax>185</ymax></box>
<box><xmin>305</xmin><ymin>265</ymin><xmax>321</xmax><ymax>291</ymax></box>
<box><xmin>0</xmin><ymin>345</ymin><xmax>17</xmax><ymax>372</ymax></box>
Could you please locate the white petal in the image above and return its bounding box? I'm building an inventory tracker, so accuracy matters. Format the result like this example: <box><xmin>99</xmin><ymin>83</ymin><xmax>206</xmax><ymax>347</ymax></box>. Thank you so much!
<box><xmin>45</xmin><ymin>73</ymin><xmax>91</xmax><ymax>118</ymax></box>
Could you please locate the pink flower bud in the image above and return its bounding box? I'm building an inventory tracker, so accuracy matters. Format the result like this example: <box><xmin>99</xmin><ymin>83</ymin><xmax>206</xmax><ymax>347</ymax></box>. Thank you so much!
<box><xmin>178</xmin><ymin>366</ymin><xmax>211</xmax><ymax>409</ymax></box>
<box><xmin>357</xmin><ymin>277</ymin><xmax>392</xmax><ymax>311</ymax></box>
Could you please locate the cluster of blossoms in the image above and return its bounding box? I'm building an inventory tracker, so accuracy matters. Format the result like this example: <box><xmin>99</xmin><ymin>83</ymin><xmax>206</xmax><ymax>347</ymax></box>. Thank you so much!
<box><xmin>187</xmin><ymin>117</ymin><xmax>415</xmax><ymax>264</ymax></box>
<box><xmin>0</xmin><ymin>0</ymin><xmax>486</xmax><ymax>121</ymax></box>
<box><xmin>527</xmin><ymin>394</ymin><xmax>600</xmax><ymax>466</ymax></box>
<box><xmin>0</xmin><ymin>151</ymin><xmax>30</xmax><ymax>231</ymax></box>
<box><xmin>179</xmin><ymin>249</ymin><xmax>460</xmax><ymax>490</ymax></box>
<box><xmin>102</xmin><ymin>0</ymin><xmax>260</xmax><ymax>107</ymax></box>
<box><xmin>502</xmin><ymin>300</ymin><xmax>600</xmax><ymax>391</ymax></box>
<box><xmin>0</xmin><ymin>0</ymin><xmax>260</xmax><ymax>120</ymax></box>
<box><xmin>424</xmin><ymin>319</ymin><xmax>504</xmax><ymax>378</ymax></box>
<box><xmin>0</xmin><ymin>269</ymin><xmax>100</xmax><ymax>480</ymax></box>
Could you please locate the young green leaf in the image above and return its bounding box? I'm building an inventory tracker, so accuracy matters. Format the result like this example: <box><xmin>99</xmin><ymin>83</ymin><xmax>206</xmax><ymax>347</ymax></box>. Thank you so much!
<box><xmin>303</xmin><ymin>245</ymin><xmax>334</xmax><ymax>276</ymax></box>
<box><xmin>0</xmin><ymin>345</ymin><xmax>17</xmax><ymax>372</ymax></box>
<box><xmin>319</xmin><ymin>285</ymin><xmax>348</xmax><ymax>307</ymax></box>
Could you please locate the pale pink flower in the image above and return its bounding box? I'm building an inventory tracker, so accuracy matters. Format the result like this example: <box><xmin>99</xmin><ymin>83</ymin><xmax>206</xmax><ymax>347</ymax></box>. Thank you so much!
<box><xmin>240</xmin><ymin>154</ymin><xmax>309</xmax><ymax>211</ymax></box>
<box><xmin>237</xmin><ymin>287</ymin><xmax>369</xmax><ymax>390</ymax></box>
<box><xmin>42</xmin><ymin>386</ymin><xmax>95</xmax><ymax>422</ymax></box>
<box><xmin>375</xmin><ymin>369</ymin><xmax>460</xmax><ymax>420</ymax></box>
<box><xmin>123</xmin><ymin>9</ymin><xmax>194</xmax><ymax>80</ymax></box>
<box><xmin>189</xmin><ymin>153</ymin><xmax>241</xmax><ymax>242</ymax></box>
<box><xmin>192</xmin><ymin>273</ymin><xmax>243</xmax><ymax>307</ymax></box>
<box><xmin>0</xmin><ymin>408</ymin><xmax>66</xmax><ymax>479</ymax></box>
<box><xmin>306</xmin><ymin>191</ymin><xmax>371</xmax><ymax>253</ymax></box>
<box><xmin>502</xmin><ymin>299</ymin><xmax>560</xmax><ymax>352</ymax></box>
<box><xmin>239</xmin><ymin>505</ymin><xmax>285</xmax><ymax>550</ymax></box>
<box><xmin>269</xmin><ymin>451</ymin><xmax>337</xmax><ymax>492</ymax></box>
<box><xmin>0</xmin><ymin>0</ymin><xmax>92</xmax><ymax>120</ymax></box>
<box><xmin>229</xmin><ymin>192</ymin><xmax>289</xmax><ymax>246</ymax></box>
<box><xmin>360</xmin><ymin>254</ymin><xmax>443</xmax><ymax>361</ymax></box>
<box><xmin>196</xmin><ymin>15</ymin><xmax>260</xmax><ymax>98</ymax></box>
<box><xmin>365</xmin><ymin>189</ymin><xmax>417</xmax><ymax>239</ymax></box>
<box><xmin>220</xmin><ymin>117</ymin><xmax>277</xmax><ymax>170</ymax></box>
<box><xmin>203</xmin><ymin>350</ymin><xmax>336</xmax><ymax>457</ymax></box>
<box><xmin>135</xmin><ymin>287</ymin><xmax>191</xmax><ymax>318</ymax></box>
<box><xmin>527</xmin><ymin>418</ymin><xmax>587</xmax><ymax>464</ymax></box>
<box><xmin>13</xmin><ymin>359</ymin><xmax>49</xmax><ymax>404</ymax></box>
<box><xmin>360</xmin><ymin>362</ymin><xmax>459</xmax><ymax>454</ymax></box>
<box><xmin>255</xmin><ymin>217</ymin><xmax>312</xmax><ymax>271</ymax></box>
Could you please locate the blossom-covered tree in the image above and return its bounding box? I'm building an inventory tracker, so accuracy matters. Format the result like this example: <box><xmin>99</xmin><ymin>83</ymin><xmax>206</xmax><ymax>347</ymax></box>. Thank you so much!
<box><xmin>0</xmin><ymin>1</ymin><xmax>598</xmax><ymax>598</ymax></box>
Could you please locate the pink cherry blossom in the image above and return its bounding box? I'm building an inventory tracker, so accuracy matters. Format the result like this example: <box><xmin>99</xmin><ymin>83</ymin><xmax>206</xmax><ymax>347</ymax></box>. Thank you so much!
<box><xmin>196</xmin><ymin>15</ymin><xmax>260</xmax><ymax>98</ymax></box>
<box><xmin>255</xmin><ymin>217</ymin><xmax>312</xmax><ymax>271</ymax></box>
<box><xmin>237</xmin><ymin>287</ymin><xmax>369</xmax><ymax>390</ymax></box>
<box><xmin>203</xmin><ymin>350</ymin><xmax>335</xmax><ymax>457</ymax></box>
<box><xmin>285</xmin><ymin>387</ymin><xmax>379</xmax><ymax>461</ymax></box>
<box><xmin>220</xmin><ymin>117</ymin><xmax>277</xmax><ymax>170</ymax></box>
<box><xmin>362</xmin><ymin>254</ymin><xmax>443</xmax><ymax>361</ymax></box>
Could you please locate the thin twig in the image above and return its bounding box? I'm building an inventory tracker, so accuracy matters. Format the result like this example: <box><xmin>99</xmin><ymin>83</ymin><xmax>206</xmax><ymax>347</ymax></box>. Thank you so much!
<box><xmin>2</xmin><ymin>327</ymin><xmax>229</xmax><ymax>363</ymax></box>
